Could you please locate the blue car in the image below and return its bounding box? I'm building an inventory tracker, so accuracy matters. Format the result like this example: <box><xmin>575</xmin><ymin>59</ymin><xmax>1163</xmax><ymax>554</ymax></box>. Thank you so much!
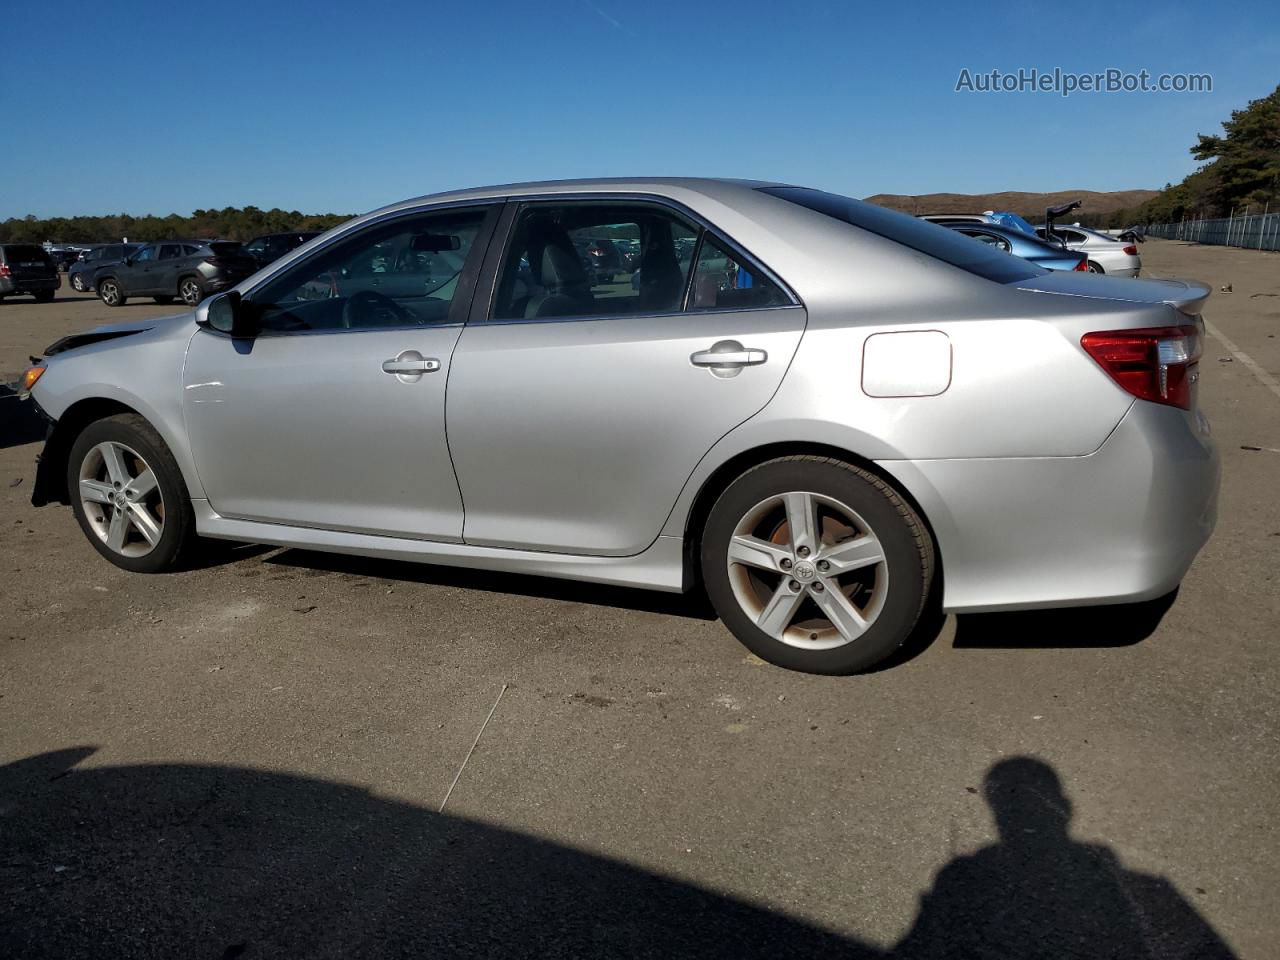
<box><xmin>940</xmin><ymin>221</ymin><xmax>1087</xmax><ymax>272</ymax></box>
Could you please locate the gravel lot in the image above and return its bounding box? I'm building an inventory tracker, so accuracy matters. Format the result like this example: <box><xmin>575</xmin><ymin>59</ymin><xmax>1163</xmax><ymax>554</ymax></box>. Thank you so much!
<box><xmin>2</xmin><ymin>240</ymin><xmax>1277</xmax><ymax>958</ymax></box>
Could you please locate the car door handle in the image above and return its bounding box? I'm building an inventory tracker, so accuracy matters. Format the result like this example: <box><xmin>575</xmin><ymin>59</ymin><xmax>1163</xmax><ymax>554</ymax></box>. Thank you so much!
<box><xmin>382</xmin><ymin>358</ymin><xmax>440</xmax><ymax>373</ymax></box>
<box><xmin>690</xmin><ymin>340</ymin><xmax>768</xmax><ymax>370</ymax></box>
<box><xmin>382</xmin><ymin>351</ymin><xmax>441</xmax><ymax>382</ymax></box>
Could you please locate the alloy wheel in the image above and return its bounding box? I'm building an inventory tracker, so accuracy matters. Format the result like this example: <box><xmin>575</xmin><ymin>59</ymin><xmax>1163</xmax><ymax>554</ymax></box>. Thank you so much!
<box><xmin>100</xmin><ymin>281</ymin><xmax>119</xmax><ymax>305</ymax></box>
<box><xmin>180</xmin><ymin>279</ymin><xmax>201</xmax><ymax>305</ymax></box>
<box><xmin>72</xmin><ymin>274</ymin><xmax>85</xmax><ymax>292</ymax></box>
<box><xmin>78</xmin><ymin>440</ymin><xmax>165</xmax><ymax>557</ymax></box>
<box><xmin>726</xmin><ymin>491</ymin><xmax>888</xmax><ymax>650</ymax></box>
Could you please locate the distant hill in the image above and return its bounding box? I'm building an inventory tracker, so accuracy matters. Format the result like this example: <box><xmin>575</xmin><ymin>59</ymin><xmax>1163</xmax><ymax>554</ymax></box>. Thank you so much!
<box><xmin>864</xmin><ymin>190</ymin><xmax>1160</xmax><ymax>220</ymax></box>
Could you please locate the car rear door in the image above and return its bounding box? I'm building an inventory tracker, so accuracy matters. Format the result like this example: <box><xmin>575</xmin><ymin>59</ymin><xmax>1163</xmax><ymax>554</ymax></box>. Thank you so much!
<box><xmin>446</xmin><ymin>198</ymin><xmax>806</xmax><ymax>556</ymax></box>
<box><xmin>182</xmin><ymin>203</ymin><xmax>499</xmax><ymax>540</ymax></box>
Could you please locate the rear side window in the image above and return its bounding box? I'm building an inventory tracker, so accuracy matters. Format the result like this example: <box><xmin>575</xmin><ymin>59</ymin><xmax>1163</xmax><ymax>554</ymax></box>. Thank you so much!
<box><xmin>492</xmin><ymin>202</ymin><xmax>699</xmax><ymax>321</ymax></box>
<box><xmin>2</xmin><ymin>244</ymin><xmax>50</xmax><ymax>263</ymax></box>
<box><xmin>759</xmin><ymin>186</ymin><xmax>1045</xmax><ymax>283</ymax></box>
<box><xmin>689</xmin><ymin>236</ymin><xmax>789</xmax><ymax>310</ymax></box>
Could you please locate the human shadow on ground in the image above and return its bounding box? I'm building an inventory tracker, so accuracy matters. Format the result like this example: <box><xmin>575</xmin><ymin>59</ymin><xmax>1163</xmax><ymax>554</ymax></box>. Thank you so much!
<box><xmin>0</xmin><ymin>749</ymin><xmax>1234</xmax><ymax>959</ymax></box>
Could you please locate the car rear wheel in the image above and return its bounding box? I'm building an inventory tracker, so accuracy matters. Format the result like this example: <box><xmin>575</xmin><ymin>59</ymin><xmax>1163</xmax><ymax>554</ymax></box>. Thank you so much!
<box><xmin>1087</xmin><ymin>261</ymin><xmax>1105</xmax><ymax>274</ymax></box>
<box><xmin>67</xmin><ymin>414</ymin><xmax>196</xmax><ymax>573</ymax></box>
<box><xmin>99</xmin><ymin>279</ymin><xmax>126</xmax><ymax>306</ymax></box>
<box><xmin>179</xmin><ymin>276</ymin><xmax>204</xmax><ymax>306</ymax></box>
<box><xmin>701</xmin><ymin>456</ymin><xmax>934</xmax><ymax>674</ymax></box>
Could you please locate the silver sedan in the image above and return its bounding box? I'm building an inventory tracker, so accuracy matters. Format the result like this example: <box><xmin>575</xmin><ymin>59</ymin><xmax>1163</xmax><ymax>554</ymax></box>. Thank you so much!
<box><xmin>21</xmin><ymin>178</ymin><xmax>1218</xmax><ymax>674</ymax></box>
<box><xmin>1037</xmin><ymin>224</ymin><xmax>1143</xmax><ymax>276</ymax></box>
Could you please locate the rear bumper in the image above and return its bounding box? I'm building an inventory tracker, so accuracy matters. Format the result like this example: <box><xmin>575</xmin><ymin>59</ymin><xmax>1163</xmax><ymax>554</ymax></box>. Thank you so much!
<box><xmin>878</xmin><ymin>400</ymin><xmax>1219</xmax><ymax>613</ymax></box>
<box><xmin>0</xmin><ymin>276</ymin><xmax>60</xmax><ymax>293</ymax></box>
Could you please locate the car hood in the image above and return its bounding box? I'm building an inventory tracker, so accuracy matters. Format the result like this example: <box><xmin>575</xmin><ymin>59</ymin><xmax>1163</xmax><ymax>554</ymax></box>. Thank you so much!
<box><xmin>1011</xmin><ymin>272</ymin><xmax>1210</xmax><ymax>317</ymax></box>
<box><xmin>42</xmin><ymin>312</ymin><xmax>194</xmax><ymax>357</ymax></box>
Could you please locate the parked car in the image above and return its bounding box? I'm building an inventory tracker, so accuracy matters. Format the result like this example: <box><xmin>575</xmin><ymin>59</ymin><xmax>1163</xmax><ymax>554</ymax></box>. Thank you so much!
<box><xmin>941</xmin><ymin>221</ymin><xmax>1089</xmax><ymax>271</ymax></box>
<box><xmin>20</xmin><ymin>178</ymin><xmax>1217</xmax><ymax>675</ymax></box>
<box><xmin>0</xmin><ymin>244</ymin><xmax>60</xmax><ymax>302</ymax></box>
<box><xmin>92</xmin><ymin>241</ymin><xmax>258</xmax><ymax>307</ymax></box>
<box><xmin>241</xmin><ymin>232</ymin><xmax>320</xmax><ymax>270</ymax></box>
<box><xmin>920</xmin><ymin>212</ymin><xmax>1038</xmax><ymax>234</ymax></box>
<box><xmin>1035</xmin><ymin>225</ymin><xmax>1142</xmax><ymax>277</ymax></box>
<box><xmin>69</xmin><ymin>243</ymin><xmax>145</xmax><ymax>293</ymax></box>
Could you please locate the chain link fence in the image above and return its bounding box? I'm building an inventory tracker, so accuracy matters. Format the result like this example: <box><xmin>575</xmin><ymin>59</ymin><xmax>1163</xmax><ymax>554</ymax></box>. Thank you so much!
<box><xmin>1146</xmin><ymin>213</ymin><xmax>1280</xmax><ymax>251</ymax></box>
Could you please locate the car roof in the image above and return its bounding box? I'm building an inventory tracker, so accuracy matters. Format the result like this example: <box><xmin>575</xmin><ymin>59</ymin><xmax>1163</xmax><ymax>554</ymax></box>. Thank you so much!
<box><xmin>366</xmin><ymin>177</ymin><xmax>784</xmax><ymax>216</ymax></box>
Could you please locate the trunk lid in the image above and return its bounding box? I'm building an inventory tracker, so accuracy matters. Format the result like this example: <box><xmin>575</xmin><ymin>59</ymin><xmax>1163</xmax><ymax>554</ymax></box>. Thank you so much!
<box><xmin>1011</xmin><ymin>272</ymin><xmax>1210</xmax><ymax>318</ymax></box>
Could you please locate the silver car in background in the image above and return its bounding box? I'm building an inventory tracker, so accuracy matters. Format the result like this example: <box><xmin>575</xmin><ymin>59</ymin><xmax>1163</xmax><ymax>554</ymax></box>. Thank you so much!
<box><xmin>21</xmin><ymin>178</ymin><xmax>1217</xmax><ymax>674</ymax></box>
<box><xmin>1037</xmin><ymin>224</ymin><xmax>1143</xmax><ymax>276</ymax></box>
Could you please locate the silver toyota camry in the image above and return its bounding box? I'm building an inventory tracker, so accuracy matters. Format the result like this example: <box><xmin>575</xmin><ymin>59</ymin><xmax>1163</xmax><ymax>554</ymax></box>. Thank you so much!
<box><xmin>20</xmin><ymin>179</ymin><xmax>1219</xmax><ymax>674</ymax></box>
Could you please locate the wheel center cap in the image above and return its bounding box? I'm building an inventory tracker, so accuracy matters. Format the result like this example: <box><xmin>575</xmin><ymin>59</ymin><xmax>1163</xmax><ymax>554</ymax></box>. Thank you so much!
<box><xmin>793</xmin><ymin>560</ymin><xmax>816</xmax><ymax>581</ymax></box>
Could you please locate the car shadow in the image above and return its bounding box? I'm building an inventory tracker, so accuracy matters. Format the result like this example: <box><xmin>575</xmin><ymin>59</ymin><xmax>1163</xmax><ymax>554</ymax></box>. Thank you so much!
<box><xmin>0</xmin><ymin>386</ymin><xmax>46</xmax><ymax>449</ymax></box>
<box><xmin>0</xmin><ymin>748</ymin><xmax>1235</xmax><ymax>959</ymax></box>
<box><xmin>952</xmin><ymin>590</ymin><xmax>1178</xmax><ymax>649</ymax></box>
<box><xmin>265</xmin><ymin>547</ymin><xmax>719</xmax><ymax>620</ymax></box>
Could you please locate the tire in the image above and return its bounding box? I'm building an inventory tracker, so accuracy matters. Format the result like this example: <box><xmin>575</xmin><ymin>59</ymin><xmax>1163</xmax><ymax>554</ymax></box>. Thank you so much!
<box><xmin>66</xmin><ymin>413</ymin><xmax>196</xmax><ymax>573</ymax></box>
<box><xmin>98</xmin><ymin>278</ymin><xmax>126</xmax><ymax>306</ymax></box>
<box><xmin>1087</xmin><ymin>261</ymin><xmax>1105</xmax><ymax>274</ymax></box>
<box><xmin>179</xmin><ymin>276</ymin><xmax>204</xmax><ymax>306</ymax></box>
<box><xmin>701</xmin><ymin>456</ymin><xmax>934</xmax><ymax>674</ymax></box>
<box><xmin>153</xmin><ymin>295</ymin><xmax>174</xmax><ymax>305</ymax></box>
<box><xmin>71</xmin><ymin>274</ymin><xmax>86</xmax><ymax>292</ymax></box>
<box><xmin>35</xmin><ymin>290</ymin><xmax>55</xmax><ymax>303</ymax></box>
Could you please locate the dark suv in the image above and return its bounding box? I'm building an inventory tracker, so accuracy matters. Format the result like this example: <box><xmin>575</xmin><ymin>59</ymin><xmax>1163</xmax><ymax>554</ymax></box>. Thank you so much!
<box><xmin>68</xmin><ymin>243</ymin><xmax>144</xmax><ymax>293</ymax></box>
<box><xmin>93</xmin><ymin>241</ymin><xmax>258</xmax><ymax>307</ymax></box>
<box><xmin>0</xmin><ymin>244</ymin><xmax>60</xmax><ymax>302</ymax></box>
<box><xmin>242</xmin><ymin>231</ymin><xmax>320</xmax><ymax>270</ymax></box>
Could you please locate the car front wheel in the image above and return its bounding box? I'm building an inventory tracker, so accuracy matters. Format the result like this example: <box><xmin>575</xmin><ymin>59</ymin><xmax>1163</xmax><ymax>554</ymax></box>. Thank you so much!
<box><xmin>701</xmin><ymin>456</ymin><xmax>934</xmax><ymax>674</ymax></box>
<box><xmin>67</xmin><ymin>414</ymin><xmax>196</xmax><ymax>573</ymax></box>
<box><xmin>71</xmin><ymin>274</ymin><xmax>86</xmax><ymax>292</ymax></box>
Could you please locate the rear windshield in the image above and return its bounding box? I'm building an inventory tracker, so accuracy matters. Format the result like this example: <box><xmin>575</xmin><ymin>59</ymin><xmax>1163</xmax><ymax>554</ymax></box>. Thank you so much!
<box><xmin>759</xmin><ymin>186</ymin><xmax>1045</xmax><ymax>284</ymax></box>
<box><xmin>207</xmin><ymin>242</ymin><xmax>244</xmax><ymax>256</ymax></box>
<box><xmin>2</xmin><ymin>244</ymin><xmax>52</xmax><ymax>263</ymax></box>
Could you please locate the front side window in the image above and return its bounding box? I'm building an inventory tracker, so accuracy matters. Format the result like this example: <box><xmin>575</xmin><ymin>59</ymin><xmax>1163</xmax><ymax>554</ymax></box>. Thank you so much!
<box><xmin>248</xmin><ymin>207</ymin><xmax>490</xmax><ymax>332</ymax></box>
<box><xmin>492</xmin><ymin>202</ymin><xmax>698</xmax><ymax>321</ymax></box>
<box><xmin>134</xmin><ymin>246</ymin><xmax>156</xmax><ymax>263</ymax></box>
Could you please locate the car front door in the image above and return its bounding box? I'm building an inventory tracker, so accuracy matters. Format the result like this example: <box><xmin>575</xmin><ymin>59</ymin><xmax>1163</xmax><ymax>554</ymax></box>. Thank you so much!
<box><xmin>447</xmin><ymin>199</ymin><xmax>807</xmax><ymax>556</ymax></box>
<box><xmin>182</xmin><ymin>204</ymin><xmax>499</xmax><ymax>539</ymax></box>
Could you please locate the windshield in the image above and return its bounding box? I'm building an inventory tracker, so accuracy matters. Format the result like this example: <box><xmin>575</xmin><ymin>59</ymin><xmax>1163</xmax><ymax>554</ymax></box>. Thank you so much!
<box><xmin>759</xmin><ymin>186</ymin><xmax>1045</xmax><ymax>284</ymax></box>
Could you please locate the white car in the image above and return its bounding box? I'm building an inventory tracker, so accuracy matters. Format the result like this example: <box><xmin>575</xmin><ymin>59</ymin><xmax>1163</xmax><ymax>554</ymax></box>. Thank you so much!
<box><xmin>1037</xmin><ymin>225</ymin><xmax>1141</xmax><ymax>277</ymax></box>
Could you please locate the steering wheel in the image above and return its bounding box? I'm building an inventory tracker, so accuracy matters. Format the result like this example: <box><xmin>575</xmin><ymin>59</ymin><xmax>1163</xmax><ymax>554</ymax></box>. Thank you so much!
<box><xmin>341</xmin><ymin>289</ymin><xmax>412</xmax><ymax>328</ymax></box>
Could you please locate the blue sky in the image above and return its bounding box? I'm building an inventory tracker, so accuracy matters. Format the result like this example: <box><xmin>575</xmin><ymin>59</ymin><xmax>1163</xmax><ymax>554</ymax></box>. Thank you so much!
<box><xmin>3</xmin><ymin>0</ymin><xmax>1276</xmax><ymax>218</ymax></box>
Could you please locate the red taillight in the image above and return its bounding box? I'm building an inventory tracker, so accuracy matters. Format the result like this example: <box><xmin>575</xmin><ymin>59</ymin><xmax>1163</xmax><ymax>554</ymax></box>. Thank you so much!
<box><xmin>1081</xmin><ymin>325</ymin><xmax>1201</xmax><ymax>409</ymax></box>
<box><xmin>0</xmin><ymin>264</ymin><xmax>9</xmax><ymax>277</ymax></box>
<box><xmin>1073</xmin><ymin>258</ymin><xmax>1089</xmax><ymax>271</ymax></box>
<box><xmin>1122</xmin><ymin>245</ymin><xmax>1138</xmax><ymax>256</ymax></box>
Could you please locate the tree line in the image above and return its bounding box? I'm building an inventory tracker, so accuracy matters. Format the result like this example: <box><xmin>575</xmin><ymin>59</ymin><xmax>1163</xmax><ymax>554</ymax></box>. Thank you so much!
<box><xmin>1111</xmin><ymin>83</ymin><xmax>1279</xmax><ymax>226</ymax></box>
<box><xmin>0</xmin><ymin>206</ymin><xmax>353</xmax><ymax>245</ymax></box>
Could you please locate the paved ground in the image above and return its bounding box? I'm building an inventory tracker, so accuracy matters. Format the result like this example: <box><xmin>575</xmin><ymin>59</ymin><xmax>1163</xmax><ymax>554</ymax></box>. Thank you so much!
<box><xmin>1</xmin><ymin>241</ymin><xmax>1277</xmax><ymax>958</ymax></box>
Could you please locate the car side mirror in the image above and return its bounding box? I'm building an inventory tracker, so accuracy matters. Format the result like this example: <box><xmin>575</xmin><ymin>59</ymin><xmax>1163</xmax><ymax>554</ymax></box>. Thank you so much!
<box><xmin>197</xmin><ymin>291</ymin><xmax>258</xmax><ymax>338</ymax></box>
